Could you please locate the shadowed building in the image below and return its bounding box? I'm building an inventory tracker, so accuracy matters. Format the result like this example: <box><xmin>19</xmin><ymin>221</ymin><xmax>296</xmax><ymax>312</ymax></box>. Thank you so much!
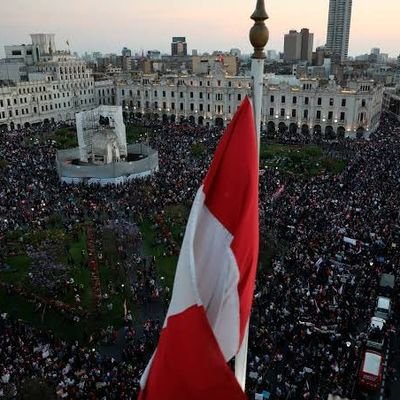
<box><xmin>284</xmin><ymin>29</ymin><xmax>314</xmax><ymax>63</ymax></box>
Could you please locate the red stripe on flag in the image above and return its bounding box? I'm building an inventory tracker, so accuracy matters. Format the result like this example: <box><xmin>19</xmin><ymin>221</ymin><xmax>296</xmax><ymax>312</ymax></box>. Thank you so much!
<box><xmin>138</xmin><ymin>305</ymin><xmax>246</xmax><ymax>400</ymax></box>
<box><xmin>203</xmin><ymin>96</ymin><xmax>259</xmax><ymax>344</ymax></box>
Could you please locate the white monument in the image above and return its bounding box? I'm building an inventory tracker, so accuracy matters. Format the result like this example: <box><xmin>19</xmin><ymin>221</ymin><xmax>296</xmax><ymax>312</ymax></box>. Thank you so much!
<box><xmin>56</xmin><ymin>105</ymin><xmax>158</xmax><ymax>185</ymax></box>
<box><xmin>76</xmin><ymin>105</ymin><xmax>127</xmax><ymax>163</ymax></box>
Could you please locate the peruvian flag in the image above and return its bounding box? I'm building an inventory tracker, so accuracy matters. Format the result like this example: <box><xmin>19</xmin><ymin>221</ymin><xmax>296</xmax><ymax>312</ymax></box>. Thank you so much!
<box><xmin>139</xmin><ymin>97</ymin><xmax>259</xmax><ymax>399</ymax></box>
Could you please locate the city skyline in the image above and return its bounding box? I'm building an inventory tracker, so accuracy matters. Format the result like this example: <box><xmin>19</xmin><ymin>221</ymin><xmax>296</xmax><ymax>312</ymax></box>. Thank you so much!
<box><xmin>0</xmin><ymin>0</ymin><xmax>399</xmax><ymax>58</ymax></box>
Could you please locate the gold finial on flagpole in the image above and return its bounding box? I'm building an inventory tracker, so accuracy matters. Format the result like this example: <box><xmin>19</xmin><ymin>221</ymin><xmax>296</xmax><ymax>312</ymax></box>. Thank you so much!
<box><xmin>249</xmin><ymin>0</ymin><xmax>269</xmax><ymax>59</ymax></box>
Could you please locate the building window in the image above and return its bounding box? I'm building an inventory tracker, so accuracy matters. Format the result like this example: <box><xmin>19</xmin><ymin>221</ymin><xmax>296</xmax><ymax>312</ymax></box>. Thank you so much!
<box><xmin>199</xmin><ymin>104</ymin><xmax>203</xmax><ymax>111</ymax></box>
<box><xmin>328</xmin><ymin>111</ymin><xmax>333</xmax><ymax>120</ymax></box>
<box><xmin>171</xmin><ymin>102</ymin><xmax>175</xmax><ymax>110</ymax></box>
<box><xmin>154</xmin><ymin>91</ymin><xmax>158</xmax><ymax>97</ymax></box>
<box><xmin>238</xmin><ymin>94</ymin><xmax>242</xmax><ymax>101</ymax></box>
<box><xmin>190</xmin><ymin>92</ymin><xmax>193</xmax><ymax>98</ymax></box>
<box><xmin>341</xmin><ymin>99</ymin><xmax>346</xmax><ymax>107</ymax></box>
<box><xmin>292</xmin><ymin>109</ymin><xmax>296</xmax><ymax>118</ymax></box>
<box><xmin>292</xmin><ymin>96</ymin><xmax>297</xmax><ymax>104</ymax></box>
<box><xmin>199</xmin><ymin>92</ymin><xmax>203</xmax><ymax>99</ymax></box>
<box><xmin>190</xmin><ymin>103</ymin><xmax>194</xmax><ymax>111</ymax></box>
<box><xmin>303</xmin><ymin>109</ymin><xmax>308</xmax><ymax>119</ymax></box>
<box><xmin>305</xmin><ymin>97</ymin><xmax>309</xmax><ymax>105</ymax></box>
<box><xmin>329</xmin><ymin>98</ymin><xmax>334</xmax><ymax>106</ymax></box>
<box><xmin>269</xmin><ymin>108</ymin><xmax>274</xmax><ymax>116</ymax></box>
<box><xmin>317</xmin><ymin>97</ymin><xmax>322</xmax><ymax>106</ymax></box>
<box><xmin>180</xmin><ymin>103</ymin><xmax>184</xmax><ymax>111</ymax></box>
<box><xmin>171</xmin><ymin>91</ymin><xmax>175</xmax><ymax>98</ymax></box>
<box><xmin>180</xmin><ymin>92</ymin><xmax>183</xmax><ymax>98</ymax></box>
<box><xmin>163</xmin><ymin>91</ymin><xmax>166</xmax><ymax>97</ymax></box>
<box><xmin>270</xmin><ymin>95</ymin><xmax>274</xmax><ymax>102</ymax></box>
<box><xmin>340</xmin><ymin>112</ymin><xmax>345</xmax><ymax>121</ymax></box>
<box><xmin>362</xmin><ymin>99</ymin><xmax>366</xmax><ymax>107</ymax></box>
<box><xmin>280</xmin><ymin>108</ymin><xmax>285</xmax><ymax>117</ymax></box>
<box><xmin>122</xmin><ymin>89</ymin><xmax>125</xmax><ymax>96</ymax></box>
<box><xmin>316</xmin><ymin>110</ymin><xmax>321</xmax><ymax>119</ymax></box>
<box><xmin>281</xmin><ymin>96</ymin><xmax>285</xmax><ymax>104</ymax></box>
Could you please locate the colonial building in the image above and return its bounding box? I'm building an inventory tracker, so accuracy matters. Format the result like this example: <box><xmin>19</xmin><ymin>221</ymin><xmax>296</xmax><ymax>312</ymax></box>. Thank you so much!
<box><xmin>0</xmin><ymin>34</ymin><xmax>95</xmax><ymax>131</ymax></box>
<box><xmin>383</xmin><ymin>86</ymin><xmax>400</xmax><ymax>121</ymax></box>
<box><xmin>95</xmin><ymin>72</ymin><xmax>383</xmax><ymax>137</ymax></box>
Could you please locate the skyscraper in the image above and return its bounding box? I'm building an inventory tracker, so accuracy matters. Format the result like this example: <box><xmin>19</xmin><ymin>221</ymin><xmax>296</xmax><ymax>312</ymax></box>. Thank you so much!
<box><xmin>326</xmin><ymin>0</ymin><xmax>352</xmax><ymax>62</ymax></box>
<box><xmin>171</xmin><ymin>37</ymin><xmax>187</xmax><ymax>56</ymax></box>
<box><xmin>283</xmin><ymin>30</ymin><xmax>301</xmax><ymax>62</ymax></box>
<box><xmin>300</xmin><ymin>28</ymin><xmax>314</xmax><ymax>63</ymax></box>
<box><xmin>284</xmin><ymin>29</ymin><xmax>314</xmax><ymax>63</ymax></box>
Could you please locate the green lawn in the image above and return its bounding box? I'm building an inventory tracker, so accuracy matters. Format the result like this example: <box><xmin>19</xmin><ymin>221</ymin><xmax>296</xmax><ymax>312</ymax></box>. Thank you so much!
<box><xmin>67</xmin><ymin>233</ymin><xmax>87</xmax><ymax>265</ymax></box>
<box><xmin>49</xmin><ymin>128</ymin><xmax>78</xmax><ymax>149</ymax></box>
<box><xmin>260</xmin><ymin>142</ymin><xmax>346</xmax><ymax>176</ymax></box>
<box><xmin>1</xmin><ymin>255</ymin><xmax>31</xmax><ymax>284</ymax></box>
<box><xmin>0</xmin><ymin>287</ymin><xmax>89</xmax><ymax>341</ymax></box>
<box><xmin>126</xmin><ymin>125</ymin><xmax>150</xmax><ymax>144</ymax></box>
<box><xmin>0</xmin><ymin>229</ymin><xmax>134</xmax><ymax>342</ymax></box>
<box><xmin>140</xmin><ymin>220</ymin><xmax>178</xmax><ymax>289</ymax></box>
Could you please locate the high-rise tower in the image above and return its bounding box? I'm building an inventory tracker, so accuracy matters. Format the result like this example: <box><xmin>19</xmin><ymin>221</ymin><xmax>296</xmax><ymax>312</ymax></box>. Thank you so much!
<box><xmin>326</xmin><ymin>0</ymin><xmax>352</xmax><ymax>62</ymax></box>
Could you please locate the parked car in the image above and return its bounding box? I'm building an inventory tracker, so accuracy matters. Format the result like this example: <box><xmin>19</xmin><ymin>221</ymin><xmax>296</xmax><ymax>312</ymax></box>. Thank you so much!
<box><xmin>375</xmin><ymin>296</ymin><xmax>391</xmax><ymax>320</ymax></box>
<box><xmin>358</xmin><ymin>350</ymin><xmax>384</xmax><ymax>391</ymax></box>
<box><xmin>366</xmin><ymin>316</ymin><xmax>386</xmax><ymax>350</ymax></box>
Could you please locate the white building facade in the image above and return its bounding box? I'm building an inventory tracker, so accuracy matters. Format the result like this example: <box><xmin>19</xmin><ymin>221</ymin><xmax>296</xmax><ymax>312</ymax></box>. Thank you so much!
<box><xmin>95</xmin><ymin>73</ymin><xmax>383</xmax><ymax>137</ymax></box>
<box><xmin>0</xmin><ymin>34</ymin><xmax>95</xmax><ymax>131</ymax></box>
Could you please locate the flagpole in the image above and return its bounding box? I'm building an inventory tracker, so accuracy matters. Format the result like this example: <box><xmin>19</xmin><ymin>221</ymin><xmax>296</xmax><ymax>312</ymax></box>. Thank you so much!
<box><xmin>234</xmin><ymin>0</ymin><xmax>269</xmax><ymax>391</ymax></box>
<box><xmin>249</xmin><ymin>0</ymin><xmax>269</xmax><ymax>151</ymax></box>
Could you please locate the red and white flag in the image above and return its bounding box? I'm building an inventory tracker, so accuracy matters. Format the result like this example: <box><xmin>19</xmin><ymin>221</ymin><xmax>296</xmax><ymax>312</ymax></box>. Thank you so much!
<box><xmin>139</xmin><ymin>97</ymin><xmax>259</xmax><ymax>400</ymax></box>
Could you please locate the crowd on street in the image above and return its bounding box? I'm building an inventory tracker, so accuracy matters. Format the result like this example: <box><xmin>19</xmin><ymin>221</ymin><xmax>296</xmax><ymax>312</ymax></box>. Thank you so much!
<box><xmin>0</xmin><ymin>113</ymin><xmax>400</xmax><ymax>398</ymax></box>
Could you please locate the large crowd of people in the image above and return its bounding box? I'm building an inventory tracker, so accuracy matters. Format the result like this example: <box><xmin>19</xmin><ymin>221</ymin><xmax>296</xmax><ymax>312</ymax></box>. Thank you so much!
<box><xmin>0</xmin><ymin>112</ymin><xmax>400</xmax><ymax>398</ymax></box>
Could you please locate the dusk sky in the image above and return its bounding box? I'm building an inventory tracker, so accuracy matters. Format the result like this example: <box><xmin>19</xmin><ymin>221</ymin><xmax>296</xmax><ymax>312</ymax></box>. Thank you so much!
<box><xmin>0</xmin><ymin>0</ymin><xmax>399</xmax><ymax>58</ymax></box>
